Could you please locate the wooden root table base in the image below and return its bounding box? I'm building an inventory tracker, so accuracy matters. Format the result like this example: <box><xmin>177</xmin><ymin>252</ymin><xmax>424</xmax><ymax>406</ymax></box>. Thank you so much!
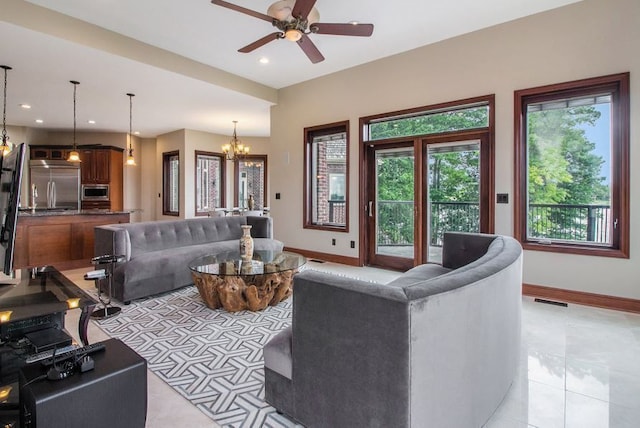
<box><xmin>191</xmin><ymin>269</ymin><xmax>296</xmax><ymax>312</ymax></box>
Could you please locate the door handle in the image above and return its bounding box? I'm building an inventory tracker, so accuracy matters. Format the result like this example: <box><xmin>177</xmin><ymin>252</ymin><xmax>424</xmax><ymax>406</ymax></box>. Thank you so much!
<box><xmin>368</xmin><ymin>201</ymin><xmax>373</xmax><ymax>217</ymax></box>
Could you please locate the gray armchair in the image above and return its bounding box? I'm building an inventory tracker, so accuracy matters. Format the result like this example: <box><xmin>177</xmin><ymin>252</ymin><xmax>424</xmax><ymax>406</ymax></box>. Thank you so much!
<box><xmin>264</xmin><ymin>232</ymin><xmax>523</xmax><ymax>427</ymax></box>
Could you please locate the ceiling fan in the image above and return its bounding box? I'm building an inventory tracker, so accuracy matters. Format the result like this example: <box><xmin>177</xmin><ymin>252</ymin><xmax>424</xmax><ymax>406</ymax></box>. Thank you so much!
<box><xmin>211</xmin><ymin>0</ymin><xmax>374</xmax><ymax>64</ymax></box>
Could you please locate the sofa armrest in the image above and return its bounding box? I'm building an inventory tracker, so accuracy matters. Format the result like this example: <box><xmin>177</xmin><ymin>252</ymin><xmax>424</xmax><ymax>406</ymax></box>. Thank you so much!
<box><xmin>290</xmin><ymin>270</ymin><xmax>410</xmax><ymax>426</ymax></box>
<box><xmin>94</xmin><ymin>225</ymin><xmax>131</xmax><ymax>261</ymax></box>
<box><xmin>246</xmin><ymin>216</ymin><xmax>273</xmax><ymax>239</ymax></box>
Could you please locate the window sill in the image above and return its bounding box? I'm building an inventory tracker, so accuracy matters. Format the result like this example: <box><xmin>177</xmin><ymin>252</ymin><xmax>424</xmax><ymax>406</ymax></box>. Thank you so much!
<box><xmin>522</xmin><ymin>241</ymin><xmax>628</xmax><ymax>259</ymax></box>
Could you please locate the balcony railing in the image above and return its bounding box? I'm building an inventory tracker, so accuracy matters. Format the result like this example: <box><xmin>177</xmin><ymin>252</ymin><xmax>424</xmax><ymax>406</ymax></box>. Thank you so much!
<box><xmin>327</xmin><ymin>200</ymin><xmax>346</xmax><ymax>224</ymax></box>
<box><xmin>528</xmin><ymin>203</ymin><xmax>610</xmax><ymax>243</ymax></box>
<box><xmin>369</xmin><ymin>201</ymin><xmax>611</xmax><ymax>247</ymax></box>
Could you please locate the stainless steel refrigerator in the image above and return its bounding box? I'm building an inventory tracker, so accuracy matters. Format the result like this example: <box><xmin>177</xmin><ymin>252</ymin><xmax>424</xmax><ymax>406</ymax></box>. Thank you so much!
<box><xmin>29</xmin><ymin>160</ymin><xmax>81</xmax><ymax>210</ymax></box>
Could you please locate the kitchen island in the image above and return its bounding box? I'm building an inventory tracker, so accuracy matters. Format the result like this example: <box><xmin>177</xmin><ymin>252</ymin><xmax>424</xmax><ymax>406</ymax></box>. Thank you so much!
<box><xmin>15</xmin><ymin>210</ymin><xmax>130</xmax><ymax>270</ymax></box>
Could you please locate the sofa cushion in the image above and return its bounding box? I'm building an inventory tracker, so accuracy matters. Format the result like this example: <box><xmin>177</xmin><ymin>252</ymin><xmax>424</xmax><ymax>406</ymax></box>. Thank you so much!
<box><xmin>442</xmin><ymin>232</ymin><xmax>497</xmax><ymax>269</ymax></box>
<box><xmin>264</xmin><ymin>327</ymin><xmax>292</xmax><ymax>379</ymax></box>
<box><xmin>125</xmin><ymin>217</ymin><xmax>252</xmax><ymax>257</ymax></box>
<box><xmin>386</xmin><ymin>263</ymin><xmax>452</xmax><ymax>289</ymax></box>
<box><xmin>116</xmin><ymin>240</ymin><xmax>240</xmax><ymax>288</ymax></box>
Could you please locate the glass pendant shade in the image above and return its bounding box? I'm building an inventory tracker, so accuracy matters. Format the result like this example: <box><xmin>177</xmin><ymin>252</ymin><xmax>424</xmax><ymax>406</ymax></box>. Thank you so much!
<box><xmin>126</xmin><ymin>147</ymin><xmax>136</xmax><ymax>166</ymax></box>
<box><xmin>67</xmin><ymin>150</ymin><xmax>80</xmax><ymax>162</ymax></box>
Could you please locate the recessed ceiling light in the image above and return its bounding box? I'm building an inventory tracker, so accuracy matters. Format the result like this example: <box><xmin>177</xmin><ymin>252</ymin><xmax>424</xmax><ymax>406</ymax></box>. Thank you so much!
<box><xmin>134</xmin><ymin>131</ymin><xmax>140</xmax><ymax>135</ymax></box>
<box><xmin>349</xmin><ymin>21</ymin><xmax>359</xmax><ymax>25</ymax></box>
<box><xmin>20</xmin><ymin>104</ymin><xmax>31</xmax><ymax>109</ymax></box>
<box><xmin>259</xmin><ymin>57</ymin><xmax>269</xmax><ymax>64</ymax></box>
<box><xmin>88</xmin><ymin>120</ymin><xmax>96</xmax><ymax>124</ymax></box>
<box><xmin>35</xmin><ymin>119</ymin><xmax>44</xmax><ymax>124</ymax></box>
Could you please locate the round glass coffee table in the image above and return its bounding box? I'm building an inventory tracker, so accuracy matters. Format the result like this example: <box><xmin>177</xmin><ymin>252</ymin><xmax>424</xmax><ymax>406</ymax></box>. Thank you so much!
<box><xmin>188</xmin><ymin>250</ymin><xmax>307</xmax><ymax>312</ymax></box>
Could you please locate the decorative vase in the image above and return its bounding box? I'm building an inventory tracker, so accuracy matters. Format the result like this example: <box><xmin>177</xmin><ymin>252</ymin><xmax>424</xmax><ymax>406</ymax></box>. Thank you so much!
<box><xmin>247</xmin><ymin>194</ymin><xmax>255</xmax><ymax>210</ymax></box>
<box><xmin>239</xmin><ymin>225</ymin><xmax>254</xmax><ymax>261</ymax></box>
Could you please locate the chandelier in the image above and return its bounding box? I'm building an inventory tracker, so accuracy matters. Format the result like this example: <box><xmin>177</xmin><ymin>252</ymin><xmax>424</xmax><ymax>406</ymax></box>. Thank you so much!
<box><xmin>1</xmin><ymin>65</ymin><xmax>12</xmax><ymax>156</ymax></box>
<box><xmin>125</xmin><ymin>93</ymin><xmax>136</xmax><ymax>166</ymax></box>
<box><xmin>67</xmin><ymin>80</ymin><xmax>81</xmax><ymax>162</ymax></box>
<box><xmin>222</xmin><ymin>121</ymin><xmax>249</xmax><ymax>161</ymax></box>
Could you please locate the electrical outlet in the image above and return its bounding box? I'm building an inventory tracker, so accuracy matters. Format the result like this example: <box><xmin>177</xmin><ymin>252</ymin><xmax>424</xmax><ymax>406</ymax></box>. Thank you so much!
<box><xmin>331</xmin><ymin>238</ymin><xmax>336</xmax><ymax>246</ymax></box>
<box><xmin>496</xmin><ymin>193</ymin><xmax>509</xmax><ymax>204</ymax></box>
<box><xmin>350</xmin><ymin>240</ymin><xmax>355</xmax><ymax>249</ymax></box>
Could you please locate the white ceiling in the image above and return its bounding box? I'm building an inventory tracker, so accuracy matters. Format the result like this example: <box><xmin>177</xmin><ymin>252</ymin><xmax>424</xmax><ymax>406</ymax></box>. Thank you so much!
<box><xmin>0</xmin><ymin>0</ymin><xmax>581</xmax><ymax>138</ymax></box>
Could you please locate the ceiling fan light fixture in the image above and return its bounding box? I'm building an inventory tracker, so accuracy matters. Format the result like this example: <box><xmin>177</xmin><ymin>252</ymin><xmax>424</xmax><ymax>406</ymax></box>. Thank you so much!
<box><xmin>267</xmin><ymin>0</ymin><xmax>319</xmax><ymax>23</ymax></box>
<box><xmin>284</xmin><ymin>28</ymin><xmax>302</xmax><ymax>42</ymax></box>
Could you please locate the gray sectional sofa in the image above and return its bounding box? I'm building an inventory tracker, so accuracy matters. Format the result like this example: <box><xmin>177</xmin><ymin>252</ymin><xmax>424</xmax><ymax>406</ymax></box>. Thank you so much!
<box><xmin>94</xmin><ymin>216</ymin><xmax>283</xmax><ymax>303</ymax></box>
<box><xmin>263</xmin><ymin>232</ymin><xmax>523</xmax><ymax>428</ymax></box>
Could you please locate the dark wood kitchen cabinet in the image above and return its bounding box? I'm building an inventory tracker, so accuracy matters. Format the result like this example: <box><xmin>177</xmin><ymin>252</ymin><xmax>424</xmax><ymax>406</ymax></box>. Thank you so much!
<box><xmin>80</xmin><ymin>148</ymin><xmax>113</xmax><ymax>184</ymax></box>
<box><xmin>30</xmin><ymin>147</ymin><xmax>70</xmax><ymax>160</ymax></box>
<box><xmin>79</xmin><ymin>148</ymin><xmax>123</xmax><ymax>211</ymax></box>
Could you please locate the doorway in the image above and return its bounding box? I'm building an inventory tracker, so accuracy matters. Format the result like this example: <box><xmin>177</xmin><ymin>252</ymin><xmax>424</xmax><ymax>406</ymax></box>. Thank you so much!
<box><xmin>364</xmin><ymin>132</ymin><xmax>492</xmax><ymax>270</ymax></box>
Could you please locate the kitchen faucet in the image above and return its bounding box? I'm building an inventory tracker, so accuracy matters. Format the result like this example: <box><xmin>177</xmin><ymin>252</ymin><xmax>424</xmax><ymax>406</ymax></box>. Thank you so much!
<box><xmin>31</xmin><ymin>183</ymin><xmax>37</xmax><ymax>212</ymax></box>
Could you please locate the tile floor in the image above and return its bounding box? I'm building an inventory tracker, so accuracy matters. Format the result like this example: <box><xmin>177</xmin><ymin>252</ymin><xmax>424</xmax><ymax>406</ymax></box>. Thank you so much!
<box><xmin>64</xmin><ymin>262</ymin><xmax>640</xmax><ymax>428</ymax></box>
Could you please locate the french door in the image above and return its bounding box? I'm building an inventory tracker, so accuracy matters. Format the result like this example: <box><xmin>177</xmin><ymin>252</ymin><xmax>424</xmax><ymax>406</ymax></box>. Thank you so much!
<box><xmin>366</xmin><ymin>143</ymin><xmax>417</xmax><ymax>270</ymax></box>
<box><xmin>364</xmin><ymin>131</ymin><xmax>492</xmax><ymax>270</ymax></box>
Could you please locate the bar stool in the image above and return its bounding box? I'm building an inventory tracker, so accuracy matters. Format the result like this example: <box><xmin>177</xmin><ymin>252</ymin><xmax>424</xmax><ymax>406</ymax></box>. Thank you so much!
<box><xmin>86</xmin><ymin>254</ymin><xmax>125</xmax><ymax>319</ymax></box>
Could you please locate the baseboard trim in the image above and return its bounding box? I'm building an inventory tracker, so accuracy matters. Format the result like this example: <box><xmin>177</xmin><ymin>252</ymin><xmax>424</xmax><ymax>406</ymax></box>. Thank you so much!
<box><xmin>523</xmin><ymin>283</ymin><xmax>640</xmax><ymax>314</ymax></box>
<box><xmin>284</xmin><ymin>247</ymin><xmax>360</xmax><ymax>267</ymax></box>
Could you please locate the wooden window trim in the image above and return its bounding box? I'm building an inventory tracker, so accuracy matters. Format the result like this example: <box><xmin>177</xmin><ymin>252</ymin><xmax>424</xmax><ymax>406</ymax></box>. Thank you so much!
<box><xmin>359</xmin><ymin>95</ymin><xmax>495</xmax><ymax>267</ymax></box>
<box><xmin>194</xmin><ymin>150</ymin><xmax>225</xmax><ymax>217</ymax></box>
<box><xmin>513</xmin><ymin>73</ymin><xmax>630</xmax><ymax>258</ymax></box>
<box><xmin>162</xmin><ymin>150</ymin><xmax>179</xmax><ymax>216</ymax></box>
<box><xmin>303</xmin><ymin>120</ymin><xmax>350</xmax><ymax>232</ymax></box>
<box><xmin>233</xmin><ymin>154</ymin><xmax>268</xmax><ymax>209</ymax></box>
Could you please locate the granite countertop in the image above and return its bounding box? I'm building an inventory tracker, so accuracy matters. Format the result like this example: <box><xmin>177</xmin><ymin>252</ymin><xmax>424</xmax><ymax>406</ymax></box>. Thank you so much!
<box><xmin>18</xmin><ymin>209</ymin><xmax>131</xmax><ymax>217</ymax></box>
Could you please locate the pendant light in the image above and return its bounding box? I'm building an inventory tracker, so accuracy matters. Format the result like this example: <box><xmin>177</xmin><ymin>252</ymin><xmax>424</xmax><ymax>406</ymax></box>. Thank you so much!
<box><xmin>222</xmin><ymin>121</ymin><xmax>250</xmax><ymax>161</ymax></box>
<box><xmin>1</xmin><ymin>65</ymin><xmax>12</xmax><ymax>156</ymax></box>
<box><xmin>125</xmin><ymin>93</ymin><xmax>136</xmax><ymax>166</ymax></box>
<box><xmin>67</xmin><ymin>80</ymin><xmax>81</xmax><ymax>162</ymax></box>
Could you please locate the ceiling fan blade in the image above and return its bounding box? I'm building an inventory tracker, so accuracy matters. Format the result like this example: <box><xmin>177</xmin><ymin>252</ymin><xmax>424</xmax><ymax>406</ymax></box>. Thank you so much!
<box><xmin>211</xmin><ymin>0</ymin><xmax>274</xmax><ymax>23</ymax></box>
<box><xmin>239</xmin><ymin>32</ymin><xmax>282</xmax><ymax>53</ymax></box>
<box><xmin>291</xmin><ymin>0</ymin><xmax>317</xmax><ymax>20</ymax></box>
<box><xmin>297</xmin><ymin>33</ymin><xmax>324</xmax><ymax>64</ymax></box>
<box><xmin>311</xmin><ymin>23</ymin><xmax>374</xmax><ymax>37</ymax></box>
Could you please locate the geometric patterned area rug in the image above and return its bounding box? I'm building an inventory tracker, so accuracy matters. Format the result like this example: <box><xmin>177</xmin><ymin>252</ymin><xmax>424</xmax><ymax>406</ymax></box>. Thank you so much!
<box><xmin>94</xmin><ymin>285</ymin><xmax>298</xmax><ymax>427</ymax></box>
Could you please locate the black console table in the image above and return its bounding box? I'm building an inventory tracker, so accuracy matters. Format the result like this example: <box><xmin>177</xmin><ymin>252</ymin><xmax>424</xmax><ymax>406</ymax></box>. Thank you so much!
<box><xmin>0</xmin><ymin>266</ymin><xmax>97</xmax><ymax>347</ymax></box>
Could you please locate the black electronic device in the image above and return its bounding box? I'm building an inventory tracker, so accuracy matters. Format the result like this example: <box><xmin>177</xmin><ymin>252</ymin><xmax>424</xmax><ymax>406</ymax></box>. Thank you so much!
<box><xmin>24</xmin><ymin>328</ymin><xmax>72</xmax><ymax>353</ymax></box>
<box><xmin>40</xmin><ymin>342</ymin><xmax>106</xmax><ymax>367</ymax></box>
<box><xmin>0</xmin><ymin>143</ymin><xmax>26</xmax><ymax>276</ymax></box>
<box><xmin>0</xmin><ymin>311</ymin><xmax>65</xmax><ymax>342</ymax></box>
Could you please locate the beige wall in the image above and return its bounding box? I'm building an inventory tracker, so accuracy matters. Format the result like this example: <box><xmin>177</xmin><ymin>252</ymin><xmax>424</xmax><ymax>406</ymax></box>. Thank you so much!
<box><xmin>269</xmin><ymin>0</ymin><xmax>640</xmax><ymax>299</ymax></box>
<box><xmin>139</xmin><ymin>137</ymin><xmax>157</xmax><ymax>222</ymax></box>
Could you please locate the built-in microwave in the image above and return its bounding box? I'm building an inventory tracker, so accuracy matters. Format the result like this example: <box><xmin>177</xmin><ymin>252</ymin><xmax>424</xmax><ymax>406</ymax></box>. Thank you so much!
<box><xmin>82</xmin><ymin>184</ymin><xmax>109</xmax><ymax>201</ymax></box>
